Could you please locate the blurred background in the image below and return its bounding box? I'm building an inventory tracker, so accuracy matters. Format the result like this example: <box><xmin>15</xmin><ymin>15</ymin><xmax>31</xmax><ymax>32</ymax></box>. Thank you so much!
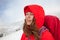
<box><xmin>0</xmin><ymin>0</ymin><xmax>60</xmax><ymax>40</ymax></box>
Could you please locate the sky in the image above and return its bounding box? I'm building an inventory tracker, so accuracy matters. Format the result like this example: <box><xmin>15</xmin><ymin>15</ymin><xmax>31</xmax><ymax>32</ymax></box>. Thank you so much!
<box><xmin>0</xmin><ymin>0</ymin><xmax>60</xmax><ymax>25</ymax></box>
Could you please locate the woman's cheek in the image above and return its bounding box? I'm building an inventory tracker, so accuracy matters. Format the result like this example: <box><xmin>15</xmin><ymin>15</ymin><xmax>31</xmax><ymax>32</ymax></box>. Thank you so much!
<box><xmin>31</xmin><ymin>16</ymin><xmax>34</xmax><ymax>20</ymax></box>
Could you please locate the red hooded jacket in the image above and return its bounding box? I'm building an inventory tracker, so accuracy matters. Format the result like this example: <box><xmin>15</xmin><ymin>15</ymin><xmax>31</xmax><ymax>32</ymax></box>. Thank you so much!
<box><xmin>21</xmin><ymin>5</ymin><xmax>54</xmax><ymax>40</ymax></box>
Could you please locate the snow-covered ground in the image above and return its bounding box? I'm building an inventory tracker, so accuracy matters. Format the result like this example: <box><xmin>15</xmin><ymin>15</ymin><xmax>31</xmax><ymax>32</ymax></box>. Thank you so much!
<box><xmin>0</xmin><ymin>20</ymin><xmax>24</xmax><ymax>40</ymax></box>
<box><xmin>0</xmin><ymin>30</ymin><xmax>23</xmax><ymax>40</ymax></box>
<box><xmin>0</xmin><ymin>20</ymin><xmax>24</xmax><ymax>37</ymax></box>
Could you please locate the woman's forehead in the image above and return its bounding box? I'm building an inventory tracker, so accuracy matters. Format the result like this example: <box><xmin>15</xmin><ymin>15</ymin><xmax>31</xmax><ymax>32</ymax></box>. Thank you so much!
<box><xmin>26</xmin><ymin>12</ymin><xmax>32</xmax><ymax>13</ymax></box>
<box><xmin>26</xmin><ymin>12</ymin><xmax>33</xmax><ymax>14</ymax></box>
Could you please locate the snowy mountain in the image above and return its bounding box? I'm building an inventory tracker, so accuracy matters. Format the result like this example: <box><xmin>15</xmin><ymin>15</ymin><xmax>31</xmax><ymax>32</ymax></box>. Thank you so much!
<box><xmin>0</xmin><ymin>20</ymin><xmax>24</xmax><ymax>37</ymax></box>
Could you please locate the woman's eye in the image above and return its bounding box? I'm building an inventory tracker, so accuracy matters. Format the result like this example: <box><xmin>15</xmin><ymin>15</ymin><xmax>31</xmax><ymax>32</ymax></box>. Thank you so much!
<box><xmin>26</xmin><ymin>13</ymin><xmax>28</xmax><ymax>15</ymax></box>
<box><xmin>30</xmin><ymin>12</ymin><xmax>33</xmax><ymax>15</ymax></box>
<box><xmin>26</xmin><ymin>12</ymin><xmax>33</xmax><ymax>16</ymax></box>
<box><xmin>30</xmin><ymin>13</ymin><xmax>33</xmax><ymax>15</ymax></box>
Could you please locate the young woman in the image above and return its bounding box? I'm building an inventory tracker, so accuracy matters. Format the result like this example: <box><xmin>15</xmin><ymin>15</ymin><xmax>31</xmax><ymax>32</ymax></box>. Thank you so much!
<box><xmin>21</xmin><ymin>4</ymin><xmax>54</xmax><ymax>40</ymax></box>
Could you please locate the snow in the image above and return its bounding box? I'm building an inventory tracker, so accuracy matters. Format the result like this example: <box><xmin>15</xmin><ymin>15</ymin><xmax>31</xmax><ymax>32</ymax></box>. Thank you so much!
<box><xmin>0</xmin><ymin>20</ymin><xmax>24</xmax><ymax>37</ymax></box>
<box><xmin>0</xmin><ymin>30</ymin><xmax>23</xmax><ymax>40</ymax></box>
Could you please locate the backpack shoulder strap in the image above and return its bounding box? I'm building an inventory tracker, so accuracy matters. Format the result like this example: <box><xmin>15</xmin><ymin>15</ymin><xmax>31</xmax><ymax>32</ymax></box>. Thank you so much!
<box><xmin>38</xmin><ymin>26</ymin><xmax>49</xmax><ymax>36</ymax></box>
<box><xmin>28</xmin><ymin>26</ymin><xmax>48</xmax><ymax>40</ymax></box>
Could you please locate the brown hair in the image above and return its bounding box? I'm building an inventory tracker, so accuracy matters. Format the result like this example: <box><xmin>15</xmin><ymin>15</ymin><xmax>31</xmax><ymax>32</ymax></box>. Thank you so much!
<box><xmin>23</xmin><ymin>18</ymin><xmax>40</xmax><ymax>40</ymax></box>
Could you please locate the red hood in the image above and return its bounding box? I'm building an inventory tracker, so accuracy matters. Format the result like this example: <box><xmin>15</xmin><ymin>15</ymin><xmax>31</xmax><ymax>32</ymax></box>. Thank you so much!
<box><xmin>24</xmin><ymin>5</ymin><xmax>45</xmax><ymax>29</ymax></box>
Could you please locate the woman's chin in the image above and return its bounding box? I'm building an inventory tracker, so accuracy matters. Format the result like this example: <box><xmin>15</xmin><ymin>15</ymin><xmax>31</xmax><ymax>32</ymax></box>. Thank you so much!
<box><xmin>27</xmin><ymin>24</ymin><xmax>30</xmax><ymax>25</ymax></box>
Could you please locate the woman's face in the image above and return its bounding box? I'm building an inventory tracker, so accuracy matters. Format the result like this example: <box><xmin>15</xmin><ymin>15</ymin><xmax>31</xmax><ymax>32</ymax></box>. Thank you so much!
<box><xmin>25</xmin><ymin>12</ymin><xmax>34</xmax><ymax>25</ymax></box>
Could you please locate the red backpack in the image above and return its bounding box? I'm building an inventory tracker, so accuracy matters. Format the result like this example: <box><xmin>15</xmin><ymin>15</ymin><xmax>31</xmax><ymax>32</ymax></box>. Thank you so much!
<box><xmin>58</xmin><ymin>20</ymin><xmax>60</xmax><ymax>40</ymax></box>
<box><xmin>44</xmin><ymin>15</ymin><xmax>60</xmax><ymax>40</ymax></box>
